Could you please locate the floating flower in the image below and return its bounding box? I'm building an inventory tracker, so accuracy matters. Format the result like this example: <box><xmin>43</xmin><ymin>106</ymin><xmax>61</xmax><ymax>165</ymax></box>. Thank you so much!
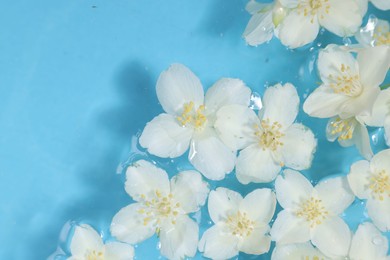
<box><xmin>215</xmin><ymin>83</ymin><xmax>316</xmax><ymax>184</ymax></box>
<box><xmin>243</xmin><ymin>0</ymin><xmax>287</xmax><ymax>46</ymax></box>
<box><xmin>348</xmin><ymin>149</ymin><xmax>390</xmax><ymax>232</ymax></box>
<box><xmin>303</xmin><ymin>44</ymin><xmax>390</xmax><ymax>158</ymax></box>
<box><xmin>275</xmin><ymin>0</ymin><xmax>365</xmax><ymax>48</ymax></box>
<box><xmin>198</xmin><ymin>188</ymin><xmax>276</xmax><ymax>259</ymax></box>
<box><xmin>270</xmin><ymin>170</ymin><xmax>354</xmax><ymax>258</ymax></box>
<box><xmin>110</xmin><ymin>160</ymin><xmax>209</xmax><ymax>260</ymax></box>
<box><xmin>356</xmin><ymin>17</ymin><xmax>390</xmax><ymax>47</ymax></box>
<box><xmin>68</xmin><ymin>224</ymin><xmax>134</xmax><ymax>260</ymax></box>
<box><xmin>271</xmin><ymin>222</ymin><xmax>389</xmax><ymax>259</ymax></box>
<box><xmin>139</xmin><ymin>64</ymin><xmax>251</xmax><ymax>180</ymax></box>
<box><xmin>271</xmin><ymin>242</ymin><xmax>328</xmax><ymax>260</ymax></box>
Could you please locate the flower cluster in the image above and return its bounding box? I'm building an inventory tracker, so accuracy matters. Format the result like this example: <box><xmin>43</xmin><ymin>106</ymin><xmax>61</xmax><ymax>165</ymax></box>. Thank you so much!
<box><xmin>55</xmin><ymin>1</ymin><xmax>390</xmax><ymax>259</ymax></box>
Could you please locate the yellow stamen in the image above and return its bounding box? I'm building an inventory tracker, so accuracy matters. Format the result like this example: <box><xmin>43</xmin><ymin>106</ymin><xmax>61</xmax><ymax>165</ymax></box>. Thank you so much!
<box><xmin>226</xmin><ymin>211</ymin><xmax>255</xmax><ymax>237</ymax></box>
<box><xmin>176</xmin><ymin>101</ymin><xmax>206</xmax><ymax>130</ymax></box>
<box><xmin>328</xmin><ymin>117</ymin><xmax>355</xmax><ymax>141</ymax></box>
<box><xmin>296</xmin><ymin>197</ymin><xmax>328</xmax><ymax>228</ymax></box>
<box><xmin>254</xmin><ymin>119</ymin><xmax>284</xmax><ymax>151</ymax></box>
<box><xmin>328</xmin><ymin>64</ymin><xmax>362</xmax><ymax>96</ymax></box>
<box><xmin>369</xmin><ymin>170</ymin><xmax>390</xmax><ymax>201</ymax></box>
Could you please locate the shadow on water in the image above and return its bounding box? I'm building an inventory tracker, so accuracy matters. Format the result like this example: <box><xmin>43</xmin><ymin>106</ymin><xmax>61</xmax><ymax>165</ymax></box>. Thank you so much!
<box><xmin>28</xmin><ymin>61</ymin><xmax>160</xmax><ymax>259</ymax></box>
<box><xmin>197</xmin><ymin>0</ymin><xmax>247</xmax><ymax>36</ymax></box>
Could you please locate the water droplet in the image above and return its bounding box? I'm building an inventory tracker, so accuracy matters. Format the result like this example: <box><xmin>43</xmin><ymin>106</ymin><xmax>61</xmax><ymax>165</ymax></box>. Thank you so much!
<box><xmin>249</xmin><ymin>92</ymin><xmax>263</xmax><ymax>110</ymax></box>
<box><xmin>343</xmin><ymin>37</ymin><xmax>352</xmax><ymax>46</ymax></box>
<box><xmin>372</xmin><ymin>236</ymin><xmax>384</xmax><ymax>245</ymax></box>
<box><xmin>156</xmin><ymin>241</ymin><xmax>161</xmax><ymax>250</ymax></box>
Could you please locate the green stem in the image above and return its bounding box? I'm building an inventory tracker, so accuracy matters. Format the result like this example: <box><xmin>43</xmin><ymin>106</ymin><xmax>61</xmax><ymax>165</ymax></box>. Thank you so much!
<box><xmin>380</xmin><ymin>83</ymin><xmax>390</xmax><ymax>90</ymax></box>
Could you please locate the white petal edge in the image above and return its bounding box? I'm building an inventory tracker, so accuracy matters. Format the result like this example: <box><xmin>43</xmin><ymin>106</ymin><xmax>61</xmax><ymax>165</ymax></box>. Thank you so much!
<box><xmin>271</xmin><ymin>242</ymin><xmax>330</xmax><ymax>260</ymax></box>
<box><xmin>170</xmin><ymin>170</ymin><xmax>209</xmax><ymax>214</ymax></box>
<box><xmin>371</xmin><ymin>0</ymin><xmax>390</xmax><ymax>10</ymax></box>
<box><xmin>156</xmin><ymin>63</ymin><xmax>204</xmax><ymax>115</ymax></box>
<box><xmin>204</xmin><ymin>78</ymin><xmax>251</xmax><ymax>115</ymax></box>
<box><xmin>70</xmin><ymin>224</ymin><xmax>104</xmax><ymax>257</ymax></box>
<box><xmin>110</xmin><ymin>203</ymin><xmax>155</xmax><ymax>244</ymax></box>
<box><xmin>139</xmin><ymin>113</ymin><xmax>193</xmax><ymax>158</ymax></box>
<box><xmin>125</xmin><ymin>160</ymin><xmax>170</xmax><ymax>201</ymax></box>
<box><xmin>281</xmin><ymin>123</ymin><xmax>317</xmax><ymax>170</ymax></box>
<box><xmin>347</xmin><ymin>159</ymin><xmax>371</xmax><ymax>199</ymax></box>
<box><xmin>315</xmin><ymin>177</ymin><xmax>354</xmax><ymax>215</ymax></box>
<box><xmin>349</xmin><ymin>222</ymin><xmax>389</xmax><ymax>259</ymax></box>
<box><xmin>236</xmin><ymin>144</ymin><xmax>281</xmax><ymax>184</ymax></box>
<box><xmin>208</xmin><ymin>187</ymin><xmax>242</xmax><ymax>224</ymax></box>
<box><xmin>277</xmin><ymin>10</ymin><xmax>320</xmax><ymax>48</ymax></box>
<box><xmin>239</xmin><ymin>188</ymin><xmax>276</xmax><ymax>224</ymax></box>
<box><xmin>243</xmin><ymin>8</ymin><xmax>274</xmax><ymax>46</ymax></box>
<box><xmin>214</xmin><ymin>105</ymin><xmax>259</xmax><ymax>151</ymax></box>
<box><xmin>159</xmin><ymin>215</ymin><xmax>199</xmax><ymax>260</ymax></box>
<box><xmin>198</xmin><ymin>224</ymin><xmax>239</xmax><ymax>260</ymax></box>
<box><xmin>189</xmin><ymin>129</ymin><xmax>236</xmax><ymax>180</ymax></box>
<box><xmin>274</xmin><ymin>169</ymin><xmax>314</xmax><ymax>210</ymax></box>
<box><xmin>270</xmin><ymin>210</ymin><xmax>311</xmax><ymax>245</ymax></box>
<box><xmin>104</xmin><ymin>242</ymin><xmax>134</xmax><ymax>260</ymax></box>
<box><xmin>261</xmin><ymin>83</ymin><xmax>299</xmax><ymax>128</ymax></box>
<box><xmin>366</xmin><ymin>197</ymin><xmax>390</xmax><ymax>232</ymax></box>
<box><xmin>311</xmin><ymin>217</ymin><xmax>352</xmax><ymax>258</ymax></box>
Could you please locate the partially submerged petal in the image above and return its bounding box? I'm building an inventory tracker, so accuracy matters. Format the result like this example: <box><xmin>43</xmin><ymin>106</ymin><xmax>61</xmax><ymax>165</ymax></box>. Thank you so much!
<box><xmin>270</xmin><ymin>210</ymin><xmax>311</xmax><ymax>245</ymax></box>
<box><xmin>236</xmin><ymin>144</ymin><xmax>281</xmax><ymax>184</ymax></box>
<box><xmin>366</xmin><ymin>197</ymin><xmax>390</xmax><ymax>232</ymax></box>
<box><xmin>349</xmin><ymin>222</ymin><xmax>389</xmax><ymax>260</ymax></box>
<box><xmin>271</xmin><ymin>242</ymin><xmax>330</xmax><ymax>260</ymax></box>
<box><xmin>214</xmin><ymin>105</ymin><xmax>259</xmax><ymax>151</ymax></box>
<box><xmin>205</xmin><ymin>78</ymin><xmax>251</xmax><ymax>115</ymax></box>
<box><xmin>319</xmin><ymin>0</ymin><xmax>363</xmax><ymax>37</ymax></box>
<box><xmin>110</xmin><ymin>204</ymin><xmax>155</xmax><ymax>244</ymax></box>
<box><xmin>125</xmin><ymin>160</ymin><xmax>170</xmax><ymax>201</ymax></box>
<box><xmin>208</xmin><ymin>187</ymin><xmax>242</xmax><ymax>224</ymax></box>
<box><xmin>239</xmin><ymin>188</ymin><xmax>276</xmax><ymax>224</ymax></box>
<box><xmin>156</xmin><ymin>64</ymin><xmax>204</xmax><ymax>115</ymax></box>
<box><xmin>243</xmin><ymin>8</ymin><xmax>274</xmax><ymax>46</ymax></box>
<box><xmin>261</xmin><ymin>83</ymin><xmax>299</xmax><ymax>128</ymax></box>
<box><xmin>274</xmin><ymin>169</ymin><xmax>314</xmax><ymax>210</ymax></box>
<box><xmin>371</xmin><ymin>0</ymin><xmax>390</xmax><ymax>10</ymax></box>
<box><xmin>277</xmin><ymin>10</ymin><xmax>320</xmax><ymax>48</ymax></box>
<box><xmin>139</xmin><ymin>113</ymin><xmax>193</xmax><ymax>158</ymax></box>
<box><xmin>70</xmin><ymin>224</ymin><xmax>104</xmax><ymax>257</ymax></box>
<box><xmin>159</xmin><ymin>216</ymin><xmax>199</xmax><ymax>260</ymax></box>
<box><xmin>315</xmin><ymin>177</ymin><xmax>354</xmax><ymax>215</ymax></box>
<box><xmin>281</xmin><ymin>123</ymin><xmax>317</xmax><ymax>170</ymax></box>
<box><xmin>170</xmin><ymin>170</ymin><xmax>209</xmax><ymax>214</ymax></box>
<box><xmin>104</xmin><ymin>242</ymin><xmax>135</xmax><ymax>260</ymax></box>
<box><xmin>311</xmin><ymin>217</ymin><xmax>352</xmax><ymax>258</ymax></box>
<box><xmin>189</xmin><ymin>129</ymin><xmax>236</xmax><ymax>180</ymax></box>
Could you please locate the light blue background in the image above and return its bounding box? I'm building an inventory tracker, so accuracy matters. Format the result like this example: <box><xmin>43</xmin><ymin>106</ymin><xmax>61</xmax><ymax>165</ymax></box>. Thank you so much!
<box><xmin>0</xmin><ymin>0</ymin><xmax>389</xmax><ymax>259</ymax></box>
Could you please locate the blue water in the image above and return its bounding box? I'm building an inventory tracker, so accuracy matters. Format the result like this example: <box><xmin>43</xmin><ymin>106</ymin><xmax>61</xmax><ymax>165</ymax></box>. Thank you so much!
<box><xmin>0</xmin><ymin>0</ymin><xmax>389</xmax><ymax>259</ymax></box>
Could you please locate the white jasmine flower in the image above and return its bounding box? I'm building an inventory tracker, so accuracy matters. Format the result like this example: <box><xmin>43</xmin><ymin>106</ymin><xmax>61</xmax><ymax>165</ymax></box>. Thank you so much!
<box><xmin>215</xmin><ymin>83</ymin><xmax>317</xmax><ymax>184</ymax></box>
<box><xmin>304</xmin><ymin>44</ymin><xmax>390</xmax><ymax>119</ymax></box>
<box><xmin>326</xmin><ymin>116</ymin><xmax>373</xmax><ymax>159</ymax></box>
<box><xmin>110</xmin><ymin>160</ymin><xmax>209</xmax><ymax>260</ymax></box>
<box><xmin>276</xmin><ymin>0</ymin><xmax>365</xmax><ymax>48</ymax></box>
<box><xmin>271</xmin><ymin>222</ymin><xmax>389</xmax><ymax>259</ymax></box>
<box><xmin>356</xmin><ymin>18</ymin><xmax>390</xmax><ymax>47</ymax></box>
<box><xmin>243</xmin><ymin>0</ymin><xmax>287</xmax><ymax>46</ymax></box>
<box><xmin>371</xmin><ymin>0</ymin><xmax>390</xmax><ymax>10</ymax></box>
<box><xmin>271</xmin><ymin>242</ymin><xmax>329</xmax><ymax>260</ymax></box>
<box><xmin>270</xmin><ymin>170</ymin><xmax>355</xmax><ymax>258</ymax></box>
<box><xmin>362</xmin><ymin>88</ymin><xmax>390</xmax><ymax>146</ymax></box>
<box><xmin>348</xmin><ymin>149</ymin><xmax>390</xmax><ymax>232</ymax></box>
<box><xmin>139</xmin><ymin>64</ymin><xmax>251</xmax><ymax>180</ymax></box>
<box><xmin>68</xmin><ymin>224</ymin><xmax>134</xmax><ymax>260</ymax></box>
<box><xmin>198</xmin><ymin>188</ymin><xmax>276</xmax><ymax>259</ymax></box>
<box><xmin>348</xmin><ymin>222</ymin><xmax>389</xmax><ymax>260</ymax></box>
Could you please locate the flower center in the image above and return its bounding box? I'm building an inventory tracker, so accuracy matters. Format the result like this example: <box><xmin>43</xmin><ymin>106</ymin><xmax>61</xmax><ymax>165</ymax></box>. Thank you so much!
<box><xmin>85</xmin><ymin>250</ymin><xmax>104</xmax><ymax>260</ymax></box>
<box><xmin>373</xmin><ymin>25</ymin><xmax>390</xmax><ymax>46</ymax></box>
<box><xmin>226</xmin><ymin>211</ymin><xmax>255</xmax><ymax>237</ymax></box>
<box><xmin>177</xmin><ymin>101</ymin><xmax>206</xmax><ymax>130</ymax></box>
<box><xmin>255</xmin><ymin>119</ymin><xmax>284</xmax><ymax>151</ymax></box>
<box><xmin>138</xmin><ymin>190</ymin><xmax>180</xmax><ymax>226</ymax></box>
<box><xmin>368</xmin><ymin>170</ymin><xmax>390</xmax><ymax>201</ymax></box>
<box><xmin>296</xmin><ymin>197</ymin><xmax>328</xmax><ymax>228</ymax></box>
<box><xmin>328</xmin><ymin>117</ymin><xmax>356</xmax><ymax>141</ymax></box>
<box><xmin>297</xmin><ymin>0</ymin><xmax>330</xmax><ymax>22</ymax></box>
<box><xmin>328</xmin><ymin>64</ymin><xmax>362</xmax><ymax>97</ymax></box>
